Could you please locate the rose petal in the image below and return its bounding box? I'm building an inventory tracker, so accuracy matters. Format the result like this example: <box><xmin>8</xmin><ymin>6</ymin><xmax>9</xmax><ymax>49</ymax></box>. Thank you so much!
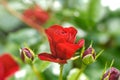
<box><xmin>45</xmin><ymin>25</ymin><xmax>66</xmax><ymax>56</ymax></box>
<box><xmin>45</xmin><ymin>30</ymin><xmax>56</xmax><ymax>56</ymax></box>
<box><xmin>23</xmin><ymin>5</ymin><xmax>49</xmax><ymax>25</ymax></box>
<box><xmin>56</xmin><ymin>43</ymin><xmax>80</xmax><ymax>59</ymax></box>
<box><xmin>38</xmin><ymin>53</ymin><xmax>67</xmax><ymax>64</ymax></box>
<box><xmin>64</xmin><ymin>27</ymin><xmax>77</xmax><ymax>43</ymax></box>
<box><xmin>77</xmin><ymin>39</ymin><xmax>85</xmax><ymax>48</ymax></box>
<box><xmin>45</xmin><ymin>25</ymin><xmax>63</xmax><ymax>37</ymax></box>
<box><xmin>45</xmin><ymin>25</ymin><xmax>66</xmax><ymax>43</ymax></box>
<box><xmin>0</xmin><ymin>62</ymin><xmax>4</xmax><ymax>80</ymax></box>
<box><xmin>35</xmin><ymin>11</ymin><xmax>49</xmax><ymax>24</ymax></box>
<box><xmin>0</xmin><ymin>54</ymin><xmax>19</xmax><ymax>78</ymax></box>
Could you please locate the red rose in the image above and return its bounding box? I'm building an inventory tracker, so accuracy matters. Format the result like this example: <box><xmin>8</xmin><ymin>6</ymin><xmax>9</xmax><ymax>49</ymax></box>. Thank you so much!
<box><xmin>23</xmin><ymin>5</ymin><xmax>49</xmax><ymax>25</ymax></box>
<box><xmin>0</xmin><ymin>54</ymin><xmax>19</xmax><ymax>80</ymax></box>
<box><xmin>38</xmin><ymin>25</ymin><xmax>84</xmax><ymax>64</ymax></box>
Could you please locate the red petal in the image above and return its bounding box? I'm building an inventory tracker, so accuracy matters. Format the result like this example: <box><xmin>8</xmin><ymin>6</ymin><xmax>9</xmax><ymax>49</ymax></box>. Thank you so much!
<box><xmin>35</xmin><ymin>11</ymin><xmax>49</xmax><ymax>24</ymax></box>
<box><xmin>45</xmin><ymin>25</ymin><xmax>66</xmax><ymax>43</ymax></box>
<box><xmin>0</xmin><ymin>54</ymin><xmax>19</xmax><ymax>78</ymax></box>
<box><xmin>23</xmin><ymin>9</ymin><xmax>34</xmax><ymax>19</ymax></box>
<box><xmin>0</xmin><ymin>62</ymin><xmax>4</xmax><ymax>80</ymax></box>
<box><xmin>45</xmin><ymin>30</ymin><xmax>56</xmax><ymax>56</ymax></box>
<box><xmin>77</xmin><ymin>39</ymin><xmax>85</xmax><ymax>48</ymax></box>
<box><xmin>45</xmin><ymin>25</ymin><xmax>65</xmax><ymax>56</ymax></box>
<box><xmin>45</xmin><ymin>25</ymin><xmax>63</xmax><ymax>38</ymax></box>
<box><xmin>56</xmin><ymin>43</ymin><xmax>80</xmax><ymax>59</ymax></box>
<box><xmin>46</xmin><ymin>25</ymin><xmax>77</xmax><ymax>43</ymax></box>
<box><xmin>23</xmin><ymin>5</ymin><xmax>49</xmax><ymax>25</ymax></box>
<box><xmin>64</xmin><ymin>27</ymin><xmax>77</xmax><ymax>43</ymax></box>
<box><xmin>38</xmin><ymin>53</ymin><xmax>67</xmax><ymax>64</ymax></box>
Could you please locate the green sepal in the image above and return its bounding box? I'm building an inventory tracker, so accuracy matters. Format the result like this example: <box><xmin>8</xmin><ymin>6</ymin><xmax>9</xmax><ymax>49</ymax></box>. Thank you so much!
<box><xmin>82</xmin><ymin>54</ymin><xmax>95</xmax><ymax>65</ymax></box>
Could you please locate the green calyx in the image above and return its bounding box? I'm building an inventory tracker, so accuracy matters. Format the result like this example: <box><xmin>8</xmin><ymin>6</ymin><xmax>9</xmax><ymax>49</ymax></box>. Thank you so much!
<box><xmin>82</xmin><ymin>54</ymin><xmax>95</xmax><ymax>65</ymax></box>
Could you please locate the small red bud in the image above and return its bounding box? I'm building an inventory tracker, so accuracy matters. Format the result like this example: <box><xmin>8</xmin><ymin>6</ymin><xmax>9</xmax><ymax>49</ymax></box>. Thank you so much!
<box><xmin>102</xmin><ymin>67</ymin><xmax>120</xmax><ymax>80</ymax></box>
<box><xmin>20</xmin><ymin>48</ymin><xmax>35</xmax><ymax>64</ymax></box>
<box><xmin>82</xmin><ymin>46</ymin><xmax>96</xmax><ymax>65</ymax></box>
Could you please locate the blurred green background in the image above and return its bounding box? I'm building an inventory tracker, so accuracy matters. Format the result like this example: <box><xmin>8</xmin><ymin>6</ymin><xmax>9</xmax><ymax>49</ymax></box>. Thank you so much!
<box><xmin>0</xmin><ymin>0</ymin><xmax>120</xmax><ymax>80</ymax></box>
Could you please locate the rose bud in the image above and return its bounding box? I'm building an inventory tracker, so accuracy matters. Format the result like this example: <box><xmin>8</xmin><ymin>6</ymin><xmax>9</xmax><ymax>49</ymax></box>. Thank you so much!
<box><xmin>20</xmin><ymin>48</ymin><xmax>35</xmax><ymax>64</ymax></box>
<box><xmin>102</xmin><ymin>67</ymin><xmax>120</xmax><ymax>80</ymax></box>
<box><xmin>82</xmin><ymin>46</ymin><xmax>96</xmax><ymax>65</ymax></box>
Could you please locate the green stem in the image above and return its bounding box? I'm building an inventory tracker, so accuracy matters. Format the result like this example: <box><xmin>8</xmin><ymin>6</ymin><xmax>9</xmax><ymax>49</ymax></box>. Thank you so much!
<box><xmin>31</xmin><ymin>64</ymin><xmax>43</xmax><ymax>80</ymax></box>
<box><xmin>59</xmin><ymin>64</ymin><xmax>64</xmax><ymax>80</ymax></box>
<box><xmin>75</xmin><ymin>63</ymin><xmax>87</xmax><ymax>80</ymax></box>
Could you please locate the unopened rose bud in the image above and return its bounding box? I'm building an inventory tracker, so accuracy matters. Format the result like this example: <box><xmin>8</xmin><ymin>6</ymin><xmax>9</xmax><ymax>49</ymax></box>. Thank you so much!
<box><xmin>102</xmin><ymin>67</ymin><xmax>120</xmax><ymax>80</ymax></box>
<box><xmin>20</xmin><ymin>48</ymin><xmax>35</xmax><ymax>64</ymax></box>
<box><xmin>82</xmin><ymin>46</ymin><xmax>96</xmax><ymax>65</ymax></box>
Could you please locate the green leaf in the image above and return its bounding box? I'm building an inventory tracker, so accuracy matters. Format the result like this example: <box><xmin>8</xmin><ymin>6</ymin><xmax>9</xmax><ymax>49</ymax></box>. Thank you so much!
<box><xmin>38</xmin><ymin>61</ymin><xmax>50</xmax><ymax>72</ymax></box>
<box><xmin>34</xmin><ymin>57</ymin><xmax>50</xmax><ymax>72</ymax></box>
<box><xmin>7</xmin><ymin>28</ymin><xmax>41</xmax><ymax>45</ymax></box>
<box><xmin>88</xmin><ymin>0</ymin><xmax>102</xmax><ymax>23</ymax></box>
<box><xmin>0</xmin><ymin>6</ymin><xmax>21</xmax><ymax>32</ymax></box>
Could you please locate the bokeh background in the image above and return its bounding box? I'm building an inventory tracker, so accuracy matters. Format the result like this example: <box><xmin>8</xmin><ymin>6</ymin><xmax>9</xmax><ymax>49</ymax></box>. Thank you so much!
<box><xmin>0</xmin><ymin>0</ymin><xmax>120</xmax><ymax>80</ymax></box>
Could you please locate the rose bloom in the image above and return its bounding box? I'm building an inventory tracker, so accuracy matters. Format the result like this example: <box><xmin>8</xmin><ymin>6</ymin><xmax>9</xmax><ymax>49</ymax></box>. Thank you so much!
<box><xmin>38</xmin><ymin>25</ymin><xmax>84</xmax><ymax>64</ymax></box>
<box><xmin>23</xmin><ymin>5</ymin><xmax>49</xmax><ymax>25</ymax></box>
<box><xmin>0</xmin><ymin>54</ymin><xmax>19</xmax><ymax>80</ymax></box>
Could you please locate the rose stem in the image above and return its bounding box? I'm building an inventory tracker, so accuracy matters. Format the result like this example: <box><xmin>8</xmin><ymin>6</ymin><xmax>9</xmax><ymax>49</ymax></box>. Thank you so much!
<box><xmin>59</xmin><ymin>64</ymin><xmax>64</xmax><ymax>80</ymax></box>
<box><xmin>31</xmin><ymin>64</ymin><xmax>44</xmax><ymax>80</ymax></box>
<box><xmin>75</xmin><ymin>63</ymin><xmax>87</xmax><ymax>80</ymax></box>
